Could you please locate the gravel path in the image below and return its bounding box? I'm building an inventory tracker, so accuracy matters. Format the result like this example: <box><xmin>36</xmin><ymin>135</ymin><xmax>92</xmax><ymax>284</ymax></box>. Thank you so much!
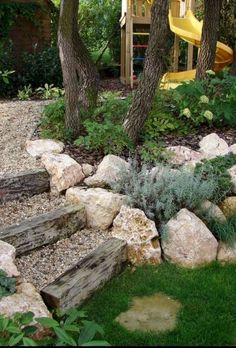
<box><xmin>16</xmin><ymin>228</ymin><xmax>112</xmax><ymax>291</ymax></box>
<box><xmin>0</xmin><ymin>100</ymin><xmax>50</xmax><ymax>176</ymax></box>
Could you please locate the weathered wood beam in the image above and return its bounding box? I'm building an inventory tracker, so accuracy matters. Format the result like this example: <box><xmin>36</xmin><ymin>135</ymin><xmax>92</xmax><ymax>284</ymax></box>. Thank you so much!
<box><xmin>41</xmin><ymin>238</ymin><xmax>127</xmax><ymax>310</ymax></box>
<box><xmin>0</xmin><ymin>169</ymin><xmax>50</xmax><ymax>203</ymax></box>
<box><xmin>0</xmin><ymin>205</ymin><xmax>86</xmax><ymax>255</ymax></box>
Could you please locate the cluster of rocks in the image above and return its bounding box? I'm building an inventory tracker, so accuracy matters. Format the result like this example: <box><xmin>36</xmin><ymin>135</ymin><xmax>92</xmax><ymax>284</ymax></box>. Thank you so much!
<box><xmin>24</xmin><ymin>133</ymin><xmax>236</xmax><ymax>269</ymax></box>
<box><xmin>0</xmin><ymin>240</ymin><xmax>50</xmax><ymax>321</ymax></box>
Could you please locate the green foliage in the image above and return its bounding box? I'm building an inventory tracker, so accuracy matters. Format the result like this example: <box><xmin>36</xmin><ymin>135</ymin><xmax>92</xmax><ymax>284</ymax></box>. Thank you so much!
<box><xmin>207</xmin><ymin>213</ymin><xmax>236</xmax><ymax>246</ymax></box>
<box><xmin>0</xmin><ymin>70</ymin><xmax>15</xmax><ymax>84</ymax></box>
<box><xmin>36</xmin><ymin>84</ymin><xmax>64</xmax><ymax>100</ymax></box>
<box><xmin>40</xmin><ymin>98</ymin><xmax>73</xmax><ymax>141</ymax></box>
<box><xmin>111</xmin><ymin>164</ymin><xmax>218</xmax><ymax>228</ymax></box>
<box><xmin>194</xmin><ymin>154</ymin><xmax>236</xmax><ymax>203</ymax></box>
<box><xmin>0</xmin><ymin>270</ymin><xmax>16</xmax><ymax>299</ymax></box>
<box><xmin>75</xmin><ymin>92</ymin><xmax>134</xmax><ymax>155</ymax></box>
<box><xmin>140</xmin><ymin>140</ymin><xmax>172</xmax><ymax>164</ymax></box>
<box><xmin>17</xmin><ymin>85</ymin><xmax>33</xmax><ymax>101</ymax></box>
<box><xmin>173</xmin><ymin>69</ymin><xmax>236</xmax><ymax>127</ymax></box>
<box><xmin>142</xmin><ymin>91</ymin><xmax>191</xmax><ymax>141</ymax></box>
<box><xmin>0</xmin><ymin>308</ymin><xmax>110</xmax><ymax>346</ymax></box>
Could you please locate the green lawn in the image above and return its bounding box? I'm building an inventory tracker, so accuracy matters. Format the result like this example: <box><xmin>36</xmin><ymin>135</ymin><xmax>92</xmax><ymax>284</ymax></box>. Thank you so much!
<box><xmin>82</xmin><ymin>262</ymin><xmax>236</xmax><ymax>346</ymax></box>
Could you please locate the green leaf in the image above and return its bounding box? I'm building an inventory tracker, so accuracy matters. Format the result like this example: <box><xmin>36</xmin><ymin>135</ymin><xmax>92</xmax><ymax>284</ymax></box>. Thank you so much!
<box><xmin>63</xmin><ymin>324</ymin><xmax>81</xmax><ymax>333</ymax></box>
<box><xmin>22</xmin><ymin>337</ymin><xmax>38</xmax><ymax>346</ymax></box>
<box><xmin>8</xmin><ymin>333</ymin><xmax>24</xmax><ymax>346</ymax></box>
<box><xmin>7</xmin><ymin>325</ymin><xmax>22</xmax><ymax>334</ymax></box>
<box><xmin>19</xmin><ymin>312</ymin><xmax>34</xmax><ymax>325</ymax></box>
<box><xmin>78</xmin><ymin>321</ymin><xmax>104</xmax><ymax>345</ymax></box>
<box><xmin>54</xmin><ymin>326</ymin><xmax>77</xmax><ymax>346</ymax></box>
<box><xmin>80</xmin><ymin>340</ymin><xmax>111</xmax><ymax>346</ymax></box>
<box><xmin>22</xmin><ymin>325</ymin><xmax>38</xmax><ymax>336</ymax></box>
<box><xmin>35</xmin><ymin>317</ymin><xmax>59</xmax><ymax>328</ymax></box>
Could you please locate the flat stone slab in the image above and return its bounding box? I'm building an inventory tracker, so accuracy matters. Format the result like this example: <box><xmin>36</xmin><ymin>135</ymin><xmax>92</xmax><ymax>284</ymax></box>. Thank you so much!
<box><xmin>0</xmin><ymin>205</ymin><xmax>86</xmax><ymax>256</ymax></box>
<box><xmin>41</xmin><ymin>238</ymin><xmax>127</xmax><ymax>310</ymax></box>
<box><xmin>0</xmin><ymin>169</ymin><xmax>50</xmax><ymax>203</ymax></box>
<box><xmin>115</xmin><ymin>293</ymin><xmax>182</xmax><ymax>333</ymax></box>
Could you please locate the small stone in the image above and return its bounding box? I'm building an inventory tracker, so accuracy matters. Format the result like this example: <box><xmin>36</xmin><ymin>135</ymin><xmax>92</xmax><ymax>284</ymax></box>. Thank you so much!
<box><xmin>162</xmin><ymin>208</ymin><xmax>218</xmax><ymax>268</ymax></box>
<box><xmin>228</xmin><ymin>166</ymin><xmax>236</xmax><ymax>194</ymax></box>
<box><xmin>166</xmin><ymin>146</ymin><xmax>203</xmax><ymax>166</ymax></box>
<box><xmin>0</xmin><ymin>241</ymin><xmax>20</xmax><ymax>278</ymax></box>
<box><xmin>42</xmin><ymin>153</ymin><xmax>85</xmax><ymax>192</ymax></box>
<box><xmin>217</xmin><ymin>242</ymin><xmax>236</xmax><ymax>263</ymax></box>
<box><xmin>26</xmin><ymin>139</ymin><xmax>64</xmax><ymax>158</ymax></box>
<box><xmin>84</xmin><ymin>155</ymin><xmax>130</xmax><ymax>188</ymax></box>
<box><xmin>66</xmin><ymin>187</ymin><xmax>126</xmax><ymax>230</ymax></box>
<box><xmin>196</xmin><ymin>200</ymin><xmax>226</xmax><ymax>223</ymax></box>
<box><xmin>199</xmin><ymin>133</ymin><xmax>229</xmax><ymax>159</ymax></box>
<box><xmin>82</xmin><ymin>163</ymin><xmax>94</xmax><ymax>177</ymax></box>
<box><xmin>219</xmin><ymin>196</ymin><xmax>236</xmax><ymax>217</ymax></box>
<box><xmin>229</xmin><ymin>144</ymin><xmax>236</xmax><ymax>154</ymax></box>
<box><xmin>112</xmin><ymin>205</ymin><xmax>161</xmax><ymax>265</ymax></box>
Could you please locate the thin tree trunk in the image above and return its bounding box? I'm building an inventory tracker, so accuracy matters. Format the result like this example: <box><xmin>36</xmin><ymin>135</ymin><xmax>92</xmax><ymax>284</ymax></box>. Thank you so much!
<box><xmin>123</xmin><ymin>0</ymin><xmax>170</xmax><ymax>144</ymax></box>
<box><xmin>196</xmin><ymin>0</ymin><xmax>222</xmax><ymax>80</ymax></box>
<box><xmin>58</xmin><ymin>0</ymin><xmax>99</xmax><ymax>137</ymax></box>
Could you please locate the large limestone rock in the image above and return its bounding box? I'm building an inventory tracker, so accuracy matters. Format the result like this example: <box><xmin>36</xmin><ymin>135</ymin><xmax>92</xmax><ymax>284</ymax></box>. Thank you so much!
<box><xmin>0</xmin><ymin>282</ymin><xmax>50</xmax><ymax>320</ymax></box>
<box><xmin>26</xmin><ymin>139</ymin><xmax>64</xmax><ymax>158</ymax></box>
<box><xmin>220</xmin><ymin>196</ymin><xmax>236</xmax><ymax>217</ymax></box>
<box><xmin>199</xmin><ymin>133</ymin><xmax>229</xmax><ymax>159</ymax></box>
<box><xmin>112</xmin><ymin>205</ymin><xmax>161</xmax><ymax>265</ymax></box>
<box><xmin>66</xmin><ymin>187</ymin><xmax>126</xmax><ymax>230</ymax></box>
<box><xmin>217</xmin><ymin>242</ymin><xmax>236</xmax><ymax>263</ymax></box>
<box><xmin>84</xmin><ymin>155</ymin><xmax>130</xmax><ymax>188</ymax></box>
<box><xmin>42</xmin><ymin>153</ymin><xmax>85</xmax><ymax>192</ymax></box>
<box><xmin>229</xmin><ymin>144</ymin><xmax>236</xmax><ymax>155</ymax></box>
<box><xmin>228</xmin><ymin>166</ymin><xmax>236</xmax><ymax>194</ymax></box>
<box><xmin>196</xmin><ymin>200</ymin><xmax>226</xmax><ymax>223</ymax></box>
<box><xmin>0</xmin><ymin>241</ymin><xmax>20</xmax><ymax>278</ymax></box>
<box><xmin>166</xmin><ymin>146</ymin><xmax>203</xmax><ymax>166</ymax></box>
<box><xmin>162</xmin><ymin>209</ymin><xmax>218</xmax><ymax>268</ymax></box>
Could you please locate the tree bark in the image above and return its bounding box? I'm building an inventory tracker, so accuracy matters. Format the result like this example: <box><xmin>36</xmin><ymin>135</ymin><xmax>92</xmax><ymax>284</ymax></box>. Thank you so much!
<box><xmin>58</xmin><ymin>0</ymin><xmax>99</xmax><ymax>137</ymax></box>
<box><xmin>123</xmin><ymin>0</ymin><xmax>170</xmax><ymax>144</ymax></box>
<box><xmin>196</xmin><ymin>0</ymin><xmax>222</xmax><ymax>80</ymax></box>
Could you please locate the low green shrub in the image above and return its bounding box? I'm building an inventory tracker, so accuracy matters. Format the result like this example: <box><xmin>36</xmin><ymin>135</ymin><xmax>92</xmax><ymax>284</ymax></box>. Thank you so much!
<box><xmin>0</xmin><ymin>308</ymin><xmax>110</xmax><ymax>346</ymax></box>
<box><xmin>111</xmin><ymin>164</ymin><xmax>218</xmax><ymax>228</ymax></box>
<box><xmin>40</xmin><ymin>98</ymin><xmax>72</xmax><ymax>141</ymax></box>
<box><xmin>35</xmin><ymin>84</ymin><xmax>64</xmax><ymax>100</ymax></box>
<box><xmin>207</xmin><ymin>213</ymin><xmax>236</xmax><ymax>246</ymax></box>
<box><xmin>173</xmin><ymin>69</ymin><xmax>236</xmax><ymax>127</ymax></box>
<box><xmin>0</xmin><ymin>270</ymin><xmax>16</xmax><ymax>298</ymax></box>
<box><xmin>17</xmin><ymin>85</ymin><xmax>33</xmax><ymax>101</ymax></box>
<box><xmin>194</xmin><ymin>154</ymin><xmax>236</xmax><ymax>203</ymax></box>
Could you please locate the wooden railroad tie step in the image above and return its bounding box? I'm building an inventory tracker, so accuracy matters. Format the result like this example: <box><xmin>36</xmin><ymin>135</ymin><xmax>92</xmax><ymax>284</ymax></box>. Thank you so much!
<box><xmin>41</xmin><ymin>238</ymin><xmax>127</xmax><ymax>310</ymax></box>
<box><xmin>0</xmin><ymin>168</ymin><xmax>50</xmax><ymax>203</ymax></box>
<box><xmin>0</xmin><ymin>205</ymin><xmax>86</xmax><ymax>256</ymax></box>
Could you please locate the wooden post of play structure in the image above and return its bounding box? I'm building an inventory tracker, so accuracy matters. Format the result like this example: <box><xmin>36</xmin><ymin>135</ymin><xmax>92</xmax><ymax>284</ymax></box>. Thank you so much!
<box><xmin>186</xmin><ymin>0</ymin><xmax>195</xmax><ymax>70</ymax></box>
<box><xmin>171</xmin><ymin>0</ymin><xmax>181</xmax><ymax>72</ymax></box>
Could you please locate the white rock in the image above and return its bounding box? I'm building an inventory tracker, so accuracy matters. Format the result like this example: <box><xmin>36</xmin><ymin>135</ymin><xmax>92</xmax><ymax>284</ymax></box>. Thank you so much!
<box><xmin>42</xmin><ymin>153</ymin><xmax>85</xmax><ymax>192</ymax></box>
<box><xmin>26</xmin><ymin>139</ymin><xmax>64</xmax><ymax>158</ymax></box>
<box><xmin>84</xmin><ymin>155</ymin><xmax>130</xmax><ymax>188</ymax></box>
<box><xmin>199</xmin><ymin>133</ymin><xmax>229</xmax><ymax>159</ymax></box>
<box><xmin>196</xmin><ymin>200</ymin><xmax>226</xmax><ymax>223</ymax></box>
<box><xmin>162</xmin><ymin>208</ymin><xmax>218</xmax><ymax>268</ymax></box>
<box><xmin>82</xmin><ymin>163</ymin><xmax>94</xmax><ymax>177</ymax></box>
<box><xmin>0</xmin><ymin>283</ymin><xmax>50</xmax><ymax>320</ymax></box>
<box><xmin>217</xmin><ymin>242</ymin><xmax>236</xmax><ymax>263</ymax></box>
<box><xmin>112</xmin><ymin>206</ymin><xmax>161</xmax><ymax>265</ymax></box>
<box><xmin>229</xmin><ymin>144</ymin><xmax>236</xmax><ymax>154</ymax></box>
<box><xmin>228</xmin><ymin>165</ymin><xmax>236</xmax><ymax>194</ymax></box>
<box><xmin>166</xmin><ymin>146</ymin><xmax>203</xmax><ymax>166</ymax></box>
<box><xmin>149</xmin><ymin>165</ymin><xmax>179</xmax><ymax>180</ymax></box>
<box><xmin>66</xmin><ymin>187</ymin><xmax>126</xmax><ymax>230</ymax></box>
<box><xmin>0</xmin><ymin>241</ymin><xmax>20</xmax><ymax>278</ymax></box>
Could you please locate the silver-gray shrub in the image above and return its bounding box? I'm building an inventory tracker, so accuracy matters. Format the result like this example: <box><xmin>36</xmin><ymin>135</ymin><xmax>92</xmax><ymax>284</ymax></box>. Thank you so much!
<box><xmin>111</xmin><ymin>164</ymin><xmax>218</xmax><ymax>229</ymax></box>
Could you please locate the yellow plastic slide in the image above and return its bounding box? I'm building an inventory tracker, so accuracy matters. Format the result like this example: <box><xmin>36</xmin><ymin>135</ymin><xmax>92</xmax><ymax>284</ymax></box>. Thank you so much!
<box><xmin>162</xmin><ymin>9</ymin><xmax>233</xmax><ymax>87</ymax></box>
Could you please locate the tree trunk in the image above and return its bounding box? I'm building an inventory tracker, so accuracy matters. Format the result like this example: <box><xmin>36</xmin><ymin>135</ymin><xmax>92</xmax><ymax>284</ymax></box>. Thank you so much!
<box><xmin>231</xmin><ymin>43</ymin><xmax>236</xmax><ymax>76</ymax></box>
<box><xmin>58</xmin><ymin>0</ymin><xmax>99</xmax><ymax>137</ymax></box>
<box><xmin>123</xmin><ymin>0</ymin><xmax>170</xmax><ymax>144</ymax></box>
<box><xmin>196</xmin><ymin>0</ymin><xmax>222</xmax><ymax>80</ymax></box>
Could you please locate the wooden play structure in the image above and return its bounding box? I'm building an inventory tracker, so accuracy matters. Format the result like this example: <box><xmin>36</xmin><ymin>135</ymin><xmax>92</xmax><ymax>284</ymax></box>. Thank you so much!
<box><xmin>120</xmin><ymin>0</ymin><xmax>196</xmax><ymax>87</ymax></box>
<box><xmin>120</xmin><ymin>0</ymin><xmax>233</xmax><ymax>88</ymax></box>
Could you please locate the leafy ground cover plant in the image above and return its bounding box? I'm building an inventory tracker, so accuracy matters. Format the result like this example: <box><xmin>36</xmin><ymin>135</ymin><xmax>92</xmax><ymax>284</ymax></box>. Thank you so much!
<box><xmin>207</xmin><ymin>212</ymin><xmax>236</xmax><ymax>246</ymax></box>
<box><xmin>194</xmin><ymin>154</ymin><xmax>236</xmax><ymax>203</ymax></box>
<box><xmin>0</xmin><ymin>308</ymin><xmax>110</xmax><ymax>346</ymax></box>
<box><xmin>35</xmin><ymin>84</ymin><xmax>65</xmax><ymax>100</ymax></box>
<box><xmin>17</xmin><ymin>85</ymin><xmax>33</xmax><ymax>101</ymax></box>
<box><xmin>0</xmin><ymin>270</ymin><xmax>16</xmax><ymax>299</ymax></box>
<box><xmin>111</xmin><ymin>164</ymin><xmax>218</xmax><ymax>229</ymax></box>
